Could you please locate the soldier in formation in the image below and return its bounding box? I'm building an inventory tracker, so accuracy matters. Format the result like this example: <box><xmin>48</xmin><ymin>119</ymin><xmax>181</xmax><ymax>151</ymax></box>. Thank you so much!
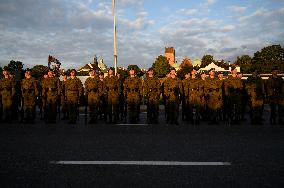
<box><xmin>143</xmin><ymin>68</ymin><xmax>161</xmax><ymax>124</ymax></box>
<box><xmin>266</xmin><ymin>67</ymin><xmax>284</xmax><ymax>125</ymax></box>
<box><xmin>84</xmin><ymin>69</ymin><xmax>102</xmax><ymax>124</ymax></box>
<box><xmin>65</xmin><ymin>69</ymin><xmax>83</xmax><ymax>124</ymax></box>
<box><xmin>163</xmin><ymin>68</ymin><xmax>182</xmax><ymax>125</ymax></box>
<box><xmin>60</xmin><ymin>73</ymin><xmax>68</xmax><ymax>120</ymax></box>
<box><xmin>124</xmin><ymin>68</ymin><xmax>142</xmax><ymax>124</ymax></box>
<box><xmin>21</xmin><ymin>69</ymin><xmax>38</xmax><ymax>123</ymax></box>
<box><xmin>42</xmin><ymin>69</ymin><xmax>60</xmax><ymax>123</ymax></box>
<box><xmin>224</xmin><ymin>67</ymin><xmax>243</xmax><ymax>124</ymax></box>
<box><xmin>0</xmin><ymin>67</ymin><xmax>15</xmax><ymax>123</ymax></box>
<box><xmin>204</xmin><ymin>68</ymin><xmax>223</xmax><ymax>124</ymax></box>
<box><xmin>246</xmin><ymin>68</ymin><xmax>265</xmax><ymax>125</ymax></box>
<box><xmin>103</xmin><ymin>67</ymin><xmax>120</xmax><ymax>123</ymax></box>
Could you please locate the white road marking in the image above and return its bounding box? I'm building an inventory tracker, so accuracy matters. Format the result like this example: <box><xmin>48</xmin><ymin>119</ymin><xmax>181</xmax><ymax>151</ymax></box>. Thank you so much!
<box><xmin>115</xmin><ymin>124</ymin><xmax>148</xmax><ymax>126</ymax></box>
<box><xmin>50</xmin><ymin>161</ymin><xmax>231</xmax><ymax>166</ymax></box>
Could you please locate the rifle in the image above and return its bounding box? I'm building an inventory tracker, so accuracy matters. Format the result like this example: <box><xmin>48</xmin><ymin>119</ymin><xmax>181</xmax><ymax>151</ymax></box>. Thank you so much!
<box><xmin>123</xmin><ymin>94</ymin><xmax>127</xmax><ymax>123</ymax></box>
<box><xmin>57</xmin><ymin>95</ymin><xmax>61</xmax><ymax>121</ymax></box>
<box><xmin>20</xmin><ymin>95</ymin><xmax>24</xmax><ymax>123</ymax></box>
<box><xmin>85</xmin><ymin>94</ymin><xmax>88</xmax><ymax>124</ymax></box>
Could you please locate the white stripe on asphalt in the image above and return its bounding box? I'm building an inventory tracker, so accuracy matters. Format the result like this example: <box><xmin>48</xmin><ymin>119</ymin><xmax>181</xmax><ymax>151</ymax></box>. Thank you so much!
<box><xmin>115</xmin><ymin>124</ymin><xmax>148</xmax><ymax>126</ymax></box>
<box><xmin>50</xmin><ymin>161</ymin><xmax>231</xmax><ymax>166</ymax></box>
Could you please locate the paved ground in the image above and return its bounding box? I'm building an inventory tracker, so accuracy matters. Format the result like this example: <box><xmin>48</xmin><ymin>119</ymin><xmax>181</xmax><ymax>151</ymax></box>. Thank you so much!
<box><xmin>0</xmin><ymin>105</ymin><xmax>284</xmax><ymax>187</ymax></box>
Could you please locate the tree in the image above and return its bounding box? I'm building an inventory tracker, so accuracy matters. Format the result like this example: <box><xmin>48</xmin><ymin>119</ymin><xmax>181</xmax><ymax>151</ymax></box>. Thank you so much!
<box><xmin>31</xmin><ymin>65</ymin><xmax>49</xmax><ymax>79</ymax></box>
<box><xmin>180</xmin><ymin>57</ymin><xmax>193</xmax><ymax>69</ymax></box>
<box><xmin>127</xmin><ymin>64</ymin><xmax>144</xmax><ymax>77</ymax></box>
<box><xmin>151</xmin><ymin>55</ymin><xmax>171</xmax><ymax>78</ymax></box>
<box><xmin>234</xmin><ymin>55</ymin><xmax>252</xmax><ymax>73</ymax></box>
<box><xmin>177</xmin><ymin>63</ymin><xmax>192</xmax><ymax>80</ymax></box>
<box><xmin>252</xmin><ymin>44</ymin><xmax>284</xmax><ymax>73</ymax></box>
<box><xmin>200</xmin><ymin>55</ymin><xmax>214</xmax><ymax>68</ymax></box>
<box><xmin>0</xmin><ymin>67</ymin><xmax>3</xmax><ymax>79</ymax></box>
<box><xmin>8</xmin><ymin>60</ymin><xmax>24</xmax><ymax>72</ymax></box>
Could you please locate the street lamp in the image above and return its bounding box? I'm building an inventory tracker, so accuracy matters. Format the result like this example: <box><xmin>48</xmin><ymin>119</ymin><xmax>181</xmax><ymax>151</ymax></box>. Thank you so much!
<box><xmin>112</xmin><ymin>0</ymin><xmax>117</xmax><ymax>75</ymax></box>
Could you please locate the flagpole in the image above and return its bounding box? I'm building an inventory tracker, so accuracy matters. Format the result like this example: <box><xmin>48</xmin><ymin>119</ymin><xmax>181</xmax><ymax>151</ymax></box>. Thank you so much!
<box><xmin>113</xmin><ymin>0</ymin><xmax>117</xmax><ymax>75</ymax></box>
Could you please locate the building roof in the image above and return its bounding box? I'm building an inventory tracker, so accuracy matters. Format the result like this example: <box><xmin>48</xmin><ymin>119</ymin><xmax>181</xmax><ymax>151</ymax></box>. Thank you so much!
<box><xmin>78</xmin><ymin>63</ymin><xmax>101</xmax><ymax>72</ymax></box>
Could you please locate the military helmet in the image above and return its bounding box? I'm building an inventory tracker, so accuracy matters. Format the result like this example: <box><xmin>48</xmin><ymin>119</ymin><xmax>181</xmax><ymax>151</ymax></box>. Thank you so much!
<box><xmin>108</xmin><ymin>67</ymin><xmax>115</xmax><ymax>71</ymax></box>
<box><xmin>25</xmin><ymin>68</ymin><xmax>32</xmax><ymax>72</ymax></box>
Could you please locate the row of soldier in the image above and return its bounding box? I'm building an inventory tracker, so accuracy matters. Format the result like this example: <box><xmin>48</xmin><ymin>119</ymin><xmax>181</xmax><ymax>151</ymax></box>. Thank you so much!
<box><xmin>0</xmin><ymin>66</ymin><xmax>283</xmax><ymax>125</ymax></box>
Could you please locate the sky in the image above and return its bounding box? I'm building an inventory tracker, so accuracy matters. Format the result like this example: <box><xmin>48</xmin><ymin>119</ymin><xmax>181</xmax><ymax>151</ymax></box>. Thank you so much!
<box><xmin>0</xmin><ymin>0</ymin><xmax>284</xmax><ymax>69</ymax></box>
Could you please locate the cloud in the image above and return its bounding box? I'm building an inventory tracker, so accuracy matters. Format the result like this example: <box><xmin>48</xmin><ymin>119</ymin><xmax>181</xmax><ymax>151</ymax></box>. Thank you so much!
<box><xmin>228</xmin><ymin>5</ymin><xmax>247</xmax><ymax>13</ymax></box>
<box><xmin>204</xmin><ymin>0</ymin><xmax>217</xmax><ymax>6</ymax></box>
<box><xmin>177</xmin><ymin>8</ymin><xmax>199</xmax><ymax>16</ymax></box>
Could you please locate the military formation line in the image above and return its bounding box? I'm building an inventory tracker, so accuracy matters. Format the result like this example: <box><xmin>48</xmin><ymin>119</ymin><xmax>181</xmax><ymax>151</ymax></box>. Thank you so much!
<box><xmin>0</xmin><ymin>66</ymin><xmax>283</xmax><ymax>125</ymax></box>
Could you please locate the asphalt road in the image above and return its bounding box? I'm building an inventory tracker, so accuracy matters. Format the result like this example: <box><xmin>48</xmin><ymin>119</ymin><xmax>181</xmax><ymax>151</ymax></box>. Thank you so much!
<box><xmin>0</xmin><ymin>106</ymin><xmax>284</xmax><ymax>187</ymax></box>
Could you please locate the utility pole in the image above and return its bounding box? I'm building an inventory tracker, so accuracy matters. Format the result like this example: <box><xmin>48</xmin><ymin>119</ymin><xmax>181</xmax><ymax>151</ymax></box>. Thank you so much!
<box><xmin>113</xmin><ymin>0</ymin><xmax>117</xmax><ymax>75</ymax></box>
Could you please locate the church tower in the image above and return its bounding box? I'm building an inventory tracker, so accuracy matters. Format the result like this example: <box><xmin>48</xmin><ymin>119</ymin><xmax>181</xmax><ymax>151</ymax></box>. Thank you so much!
<box><xmin>165</xmin><ymin>47</ymin><xmax>175</xmax><ymax>65</ymax></box>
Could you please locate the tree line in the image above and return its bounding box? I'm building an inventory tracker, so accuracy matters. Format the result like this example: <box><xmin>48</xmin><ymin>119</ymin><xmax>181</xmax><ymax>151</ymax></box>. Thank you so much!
<box><xmin>1</xmin><ymin>44</ymin><xmax>283</xmax><ymax>80</ymax></box>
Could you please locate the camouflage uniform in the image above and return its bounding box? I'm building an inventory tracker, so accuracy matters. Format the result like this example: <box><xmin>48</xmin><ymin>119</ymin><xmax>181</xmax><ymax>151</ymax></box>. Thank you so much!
<box><xmin>60</xmin><ymin>78</ymin><xmax>68</xmax><ymax>120</ymax></box>
<box><xmin>246</xmin><ymin>75</ymin><xmax>265</xmax><ymax>125</ymax></box>
<box><xmin>117</xmin><ymin>76</ymin><xmax>125</xmax><ymax>121</ymax></box>
<box><xmin>266</xmin><ymin>75</ymin><xmax>284</xmax><ymax>125</ymax></box>
<box><xmin>42</xmin><ymin>77</ymin><xmax>60</xmax><ymax>123</ymax></box>
<box><xmin>205</xmin><ymin>77</ymin><xmax>223</xmax><ymax>124</ymax></box>
<box><xmin>65</xmin><ymin>77</ymin><xmax>83</xmax><ymax>123</ymax></box>
<box><xmin>0</xmin><ymin>77</ymin><xmax>15</xmax><ymax>122</ymax></box>
<box><xmin>184</xmin><ymin>77</ymin><xmax>204</xmax><ymax>123</ymax></box>
<box><xmin>103</xmin><ymin>75</ymin><xmax>120</xmax><ymax>123</ymax></box>
<box><xmin>181</xmin><ymin>77</ymin><xmax>190</xmax><ymax>121</ymax></box>
<box><xmin>224</xmin><ymin>75</ymin><xmax>243</xmax><ymax>123</ymax></box>
<box><xmin>21</xmin><ymin>76</ymin><xmax>38</xmax><ymax>123</ymax></box>
<box><xmin>84</xmin><ymin>76</ymin><xmax>103</xmax><ymax>123</ymax></box>
<box><xmin>163</xmin><ymin>77</ymin><xmax>182</xmax><ymax>125</ymax></box>
<box><xmin>144</xmin><ymin>76</ymin><xmax>161</xmax><ymax>124</ymax></box>
<box><xmin>124</xmin><ymin>76</ymin><xmax>142</xmax><ymax>123</ymax></box>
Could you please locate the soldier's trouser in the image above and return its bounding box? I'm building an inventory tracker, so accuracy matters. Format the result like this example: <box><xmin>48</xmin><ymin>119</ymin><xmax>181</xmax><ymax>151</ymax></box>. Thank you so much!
<box><xmin>207</xmin><ymin>95</ymin><xmax>222</xmax><ymax>122</ymax></box>
<box><xmin>61</xmin><ymin>95</ymin><xmax>67</xmax><ymax>118</ymax></box>
<box><xmin>23</xmin><ymin>96</ymin><xmax>36</xmax><ymax>122</ymax></box>
<box><xmin>67</xmin><ymin>95</ymin><xmax>78</xmax><ymax>123</ymax></box>
<box><xmin>46</xmin><ymin>96</ymin><xmax>57</xmax><ymax>122</ymax></box>
<box><xmin>167</xmin><ymin>101</ymin><xmax>179</xmax><ymax>124</ymax></box>
<box><xmin>88</xmin><ymin>93</ymin><xmax>100</xmax><ymax>121</ymax></box>
<box><xmin>147</xmin><ymin>100</ymin><xmax>159</xmax><ymax>123</ymax></box>
<box><xmin>270</xmin><ymin>102</ymin><xmax>284</xmax><ymax>123</ymax></box>
<box><xmin>228</xmin><ymin>96</ymin><xmax>242</xmax><ymax>122</ymax></box>
<box><xmin>1</xmin><ymin>94</ymin><xmax>12</xmax><ymax>121</ymax></box>
<box><xmin>127</xmin><ymin>94</ymin><xmax>140</xmax><ymax>123</ymax></box>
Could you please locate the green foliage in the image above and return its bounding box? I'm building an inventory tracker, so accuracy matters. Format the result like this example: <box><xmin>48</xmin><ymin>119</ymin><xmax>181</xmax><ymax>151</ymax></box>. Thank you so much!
<box><xmin>251</xmin><ymin>44</ymin><xmax>284</xmax><ymax>73</ymax></box>
<box><xmin>234</xmin><ymin>55</ymin><xmax>252</xmax><ymax>73</ymax></box>
<box><xmin>8</xmin><ymin>60</ymin><xmax>24</xmax><ymax>72</ymax></box>
<box><xmin>151</xmin><ymin>55</ymin><xmax>171</xmax><ymax>78</ymax></box>
<box><xmin>127</xmin><ymin>64</ymin><xmax>144</xmax><ymax>77</ymax></box>
<box><xmin>177</xmin><ymin>63</ymin><xmax>192</xmax><ymax>80</ymax></box>
<box><xmin>200</xmin><ymin>54</ymin><xmax>214</xmax><ymax>68</ymax></box>
<box><xmin>31</xmin><ymin>65</ymin><xmax>49</xmax><ymax>79</ymax></box>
